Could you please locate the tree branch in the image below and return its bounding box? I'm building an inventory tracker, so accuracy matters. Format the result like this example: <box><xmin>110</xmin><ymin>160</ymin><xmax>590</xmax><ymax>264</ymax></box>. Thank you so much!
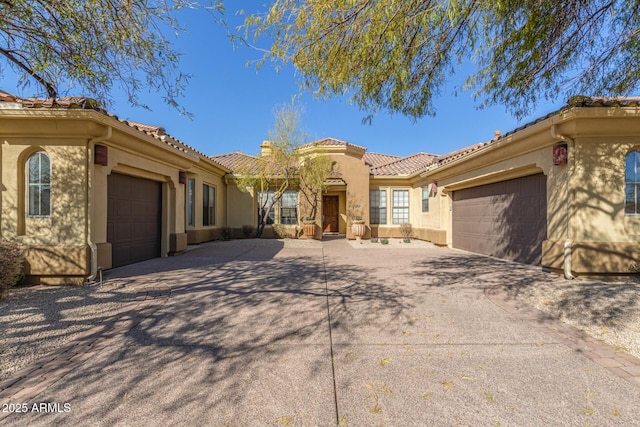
<box><xmin>0</xmin><ymin>46</ymin><xmax>56</xmax><ymax>98</ymax></box>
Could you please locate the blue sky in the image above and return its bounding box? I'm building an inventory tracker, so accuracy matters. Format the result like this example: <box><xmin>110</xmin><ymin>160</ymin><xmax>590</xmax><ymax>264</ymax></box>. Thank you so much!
<box><xmin>5</xmin><ymin>3</ymin><xmax>566</xmax><ymax>158</ymax></box>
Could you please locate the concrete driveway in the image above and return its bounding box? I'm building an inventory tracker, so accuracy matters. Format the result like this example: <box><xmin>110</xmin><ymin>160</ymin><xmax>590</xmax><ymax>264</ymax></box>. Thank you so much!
<box><xmin>1</xmin><ymin>238</ymin><xmax>639</xmax><ymax>426</ymax></box>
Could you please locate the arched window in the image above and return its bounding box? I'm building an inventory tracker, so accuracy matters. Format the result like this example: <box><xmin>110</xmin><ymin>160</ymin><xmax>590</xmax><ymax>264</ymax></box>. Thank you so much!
<box><xmin>626</xmin><ymin>151</ymin><xmax>640</xmax><ymax>215</ymax></box>
<box><xmin>27</xmin><ymin>151</ymin><xmax>51</xmax><ymax>217</ymax></box>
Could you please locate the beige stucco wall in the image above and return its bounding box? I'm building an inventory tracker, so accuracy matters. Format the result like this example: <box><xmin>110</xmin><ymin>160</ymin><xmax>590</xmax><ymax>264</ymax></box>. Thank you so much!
<box><xmin>184</xmin><ymin>162</ymin><xmax>228</xmax><ymax>244</ymax></box>
<box><xmin>1</xmin><ymin>109</ymin><xmax>229</xmax><ymax>283</ymax></box>
<box><xmin>327</xmin><ymin>151</ymin><xmax>370</xmax><ymax>239</ymax></box>
<box><xmin>419</xmin><ymin>108</ymin><xmax>640</xmax><ymax>274</ymax></box>
<box><xmin>571</xmin><ymin>136</ymin><xmax>640</xmax><ymax>242</ymax></box>
<box><xmin>226</xmin><ymin>182</ymin><xmax>255</xmax><ymax>229</ymax></box>
<box><xmin>225</xmin><ymin>144</ymin><xmax>371</xmax><ymax>239</ymax></box>
<box><xmin>1</xmin><ymin>113</ymin><xmax>92</xmax><ymax>283</ymax></box>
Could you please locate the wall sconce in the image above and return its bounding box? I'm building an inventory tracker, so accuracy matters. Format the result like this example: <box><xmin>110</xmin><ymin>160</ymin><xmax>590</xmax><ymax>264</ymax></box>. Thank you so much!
<box><xmin>553</xmin><ymin>143</ymin><xmax>568</xmax><ymax>165</ymax></box>
<box><xmin>94</xmin><ymin>145</ymin><xmax>108</xmax><ymax>166</ymax></box>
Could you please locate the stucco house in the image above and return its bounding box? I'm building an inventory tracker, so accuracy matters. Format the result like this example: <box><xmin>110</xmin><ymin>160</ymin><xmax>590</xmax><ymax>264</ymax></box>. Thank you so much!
<box><xmin>1</xmin><ymin>90</ymin><xmax>639</xmax><ymax>284</ymax></box>
<box><xmin>0</xmin><ymin>90</ymin><xmax>229</xmax><ymax>284</ymax></box>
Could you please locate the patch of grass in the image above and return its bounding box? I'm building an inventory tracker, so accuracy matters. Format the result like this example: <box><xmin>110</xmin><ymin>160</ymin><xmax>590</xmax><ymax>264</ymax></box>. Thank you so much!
<box><xmin>421</xmin><ymin>392</ymin><xmax>434</xmax><ymax>399</ymax></box>
<box><xmin>368</xmin><ymin>403</ymin><xmax>382</xmax><ymax>414</ymax></box>
<box><xmin>582</xmin><ymin>407</ymin><xmax>596</xmax><ymax>415</ymax></box>
<box><xmin>380</xmin><ymin>358</ymin><xmax>391</xmax><ymax>366</ymax></box>
<box><xmin>441</xmin><ymin>381</ymin><xmax>455</xmax><ymax>391</ymax></box>
<box><xmin>276</xmin><ymin>416</ymin><xmax>294</xmax><ymax>426</ymax></box>
<box><xmin>484</xmin><ymin>391</ymin><xmax>494</xmax><ymax>404</ymax></box>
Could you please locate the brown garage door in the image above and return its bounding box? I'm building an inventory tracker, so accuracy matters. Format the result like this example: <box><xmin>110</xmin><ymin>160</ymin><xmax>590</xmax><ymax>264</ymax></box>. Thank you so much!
<box><xmin>452</xmin><ymin>173</ymin><xmax>547</xmax><ymax>264</ymax></box>
<box><xmin>107</xmin><ymin>173</ymin><xmax>161</xmax><ymax>268</ymax></box>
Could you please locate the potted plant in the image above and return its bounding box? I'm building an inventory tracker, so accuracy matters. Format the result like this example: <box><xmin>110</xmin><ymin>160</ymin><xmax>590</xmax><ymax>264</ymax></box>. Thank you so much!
<box><xmin>351</xmin><ymin>215</ymin><xmax>366</xmax><ymax>240</ymax></box>
<box><xmin>303</xmin><ymin>217</ymin><xmax>316</xmax><ymax>238</ymax></box>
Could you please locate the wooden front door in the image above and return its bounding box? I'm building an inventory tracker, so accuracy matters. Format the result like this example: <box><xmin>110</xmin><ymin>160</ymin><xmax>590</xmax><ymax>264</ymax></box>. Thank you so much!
<box><xmin>323</xmin><ymin>195</ymin><xmax>339</xmax><ymax>232</ymax></box>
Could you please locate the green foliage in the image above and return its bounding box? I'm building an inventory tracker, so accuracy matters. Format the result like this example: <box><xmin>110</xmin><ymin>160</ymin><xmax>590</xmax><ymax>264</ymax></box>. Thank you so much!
<box><xmin>245</xmin><ymin>1</ymin><xmax>640</xmax><ymax>119</ymax></box>
<box><xmin>0</xmin><ymin>241</ymin><xmax>24</xmax><ymax>299</ymax></box>
<box><xmin>241</xmin><ymin>224</ymin><xmax>255</xmax><ymax>238</ymax></box>
<box><xmin>380</xmin><ymin>238</ymin><xmax>389</xmax><ymax>245</ymax></box>
<box><xmin>272</xmin><ymin>224</ymin><xmax>295</xmax><ymax>239</ymax></box>
<box><xmin>297</xmin><ymin>147</ymin><xmax>333</xmax><ymax>221</ymax></box>
<box><xmin>0</xmin><ymin>0</ymin><xmax>223</xmax><ymax>114</ymax></box>
<box><xmin>235</xmin><ymin>105</ymin><xmax>304</xmax><ymax>237</ymax></box>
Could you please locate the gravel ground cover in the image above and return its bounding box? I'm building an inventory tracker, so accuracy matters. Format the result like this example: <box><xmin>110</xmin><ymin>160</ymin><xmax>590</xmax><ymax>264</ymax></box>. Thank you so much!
<box><xmin>509</xmin><ymin>276</ymin><xmax>640</xmax><ymax>359</ymax></box>
<box><xmin>0</xmin><ymin>282</ymin><xmax>139</xmax><ymax>381</ymax></box>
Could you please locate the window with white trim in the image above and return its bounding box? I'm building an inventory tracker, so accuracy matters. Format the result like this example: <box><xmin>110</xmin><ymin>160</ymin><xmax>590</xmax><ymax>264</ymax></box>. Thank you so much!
<box><xmin>27</xmin><ymin>151</ymin><xmax>51</xmax><ymax>217</ymax></box>
<box><xmin>203</xmin><ymin>184</ymin><xmax>215</xmax><ymax>226</ymax></box>
<box><xmin>392</xmin><ymin>189</ymin><xmax>409</xmax><ymax>224</ymax></box>
<box><xmin>626</xmin><ymin>150</ymin><xmax>640</xmax><ymax>215</ymax></box>
<box><xmin>370</xmin><ymin>190</ymin><xmax>387</xmax><ymax>224</ymax></box>
<box><xmin>280</xmin><ymin>190</ymin><xmax>298</xmax><ymax>224</ymax></box>
<box><xmin>422</xmin><ymin>187</ymin><xmax>430</xmax><ymax>212</ymax></box>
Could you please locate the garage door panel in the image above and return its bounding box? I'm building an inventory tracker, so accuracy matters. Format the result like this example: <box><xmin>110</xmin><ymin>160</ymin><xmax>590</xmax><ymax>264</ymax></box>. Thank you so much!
<box><xmin>107</xmin><ymin>173</ymin><xmax>161</xmax><ymax>268</ymax></box>
<box><xmin>453</xmin><ymin>174</ymin><xmax>547</xmax><ymax>265</ymax></box>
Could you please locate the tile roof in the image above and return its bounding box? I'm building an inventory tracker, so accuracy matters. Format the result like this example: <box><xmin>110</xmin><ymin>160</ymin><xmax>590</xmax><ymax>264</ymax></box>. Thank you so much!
<box><xmin>566</xmin><ymin>95</ymin><xmax>640</xmax><ymax>107</ymax></box>
<box><xmin>299</xmin><ymin>137</ymin><xmax>367</xmax><ymax>153</ymax></box>
<box><xmin>370</xmin><ymin>152</ymin><xmax>438</xmax><ymax>176</ymax></box>
<box><xmin>428</xmin><ymin>95</ymin><xmax>640</xmax><ymax>170</ymax></box>
<box><xmin>431</xmin><ymin>143</ymin><xmax>488</xmax><ymax>168</ymax></box>
<box><xmin>0</xmin><ymin>91</ymin><xmax>232</xmax><ymax>169</ymax></box>
<box><xmin>210</xmin><ymin>152</ymin><xmax>259</xmax><ymax>173</ymax></box>
<box><xmin>362</xmin><ymin>152</ymin><xmax>401</xmax><ymax>167</ymax></box>
<box><xmin>126</xmin><ymin>121</ymin><xmax>166</xmax><ymax>135</ymax></box>
<box><xmin>6</xmin><ymin>91</ymin><xmax>639</xmax><ymax>179</ymax></box>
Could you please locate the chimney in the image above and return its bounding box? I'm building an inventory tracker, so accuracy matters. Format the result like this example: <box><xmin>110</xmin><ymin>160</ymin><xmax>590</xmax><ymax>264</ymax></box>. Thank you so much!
<box><xmin>260</xmin><ymin>140</ymin><xmax>273</xmax><ymax>156</ymax></box>
<box><xmin>494</xmin><ymin>130</ymin><xmax>501</xmax><ymax>140</ymax></box>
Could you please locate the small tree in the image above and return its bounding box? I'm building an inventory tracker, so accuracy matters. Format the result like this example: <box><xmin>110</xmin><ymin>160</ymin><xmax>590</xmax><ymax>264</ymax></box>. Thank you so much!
<box><xmin>298</xmin><ymin>151</ymin><xmax>333</xmax><ymax>222</ymax></box>
<box><xmin>235</xmin><ymin>105</ymin><xmax>304</xmax><ymax>238</ymax></box>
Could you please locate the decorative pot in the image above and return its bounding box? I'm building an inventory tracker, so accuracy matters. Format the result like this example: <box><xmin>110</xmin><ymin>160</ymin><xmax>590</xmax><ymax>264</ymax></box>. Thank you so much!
<box><xmin>303</xmin><ymin>221</ymin><xmax>316</xmax><ymax>238</ymax></box>
<box><xmin>351</xmin><ymin>220</ymin><xmax>366</xmax><ymax>240</ymax></box>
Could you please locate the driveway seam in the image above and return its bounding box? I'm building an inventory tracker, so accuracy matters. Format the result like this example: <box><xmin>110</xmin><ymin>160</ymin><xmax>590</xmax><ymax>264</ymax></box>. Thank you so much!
<box><xmin>321</xmin><ymin>246</ymin><xmax>341</xmax><ymax>426</ymax></box>
<box><xmin>0</xmin><ymin>283</ymin><xmax>171</xmax><ymax>421</ymax></box>
<box><xmin>484</xmin><ymin>285</ymin><xmax>640</xmax><ymax>388</ymax></box>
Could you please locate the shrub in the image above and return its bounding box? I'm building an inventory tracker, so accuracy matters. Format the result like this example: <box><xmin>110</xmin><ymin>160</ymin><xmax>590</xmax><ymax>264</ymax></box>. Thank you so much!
<box><xmin>0</xmin><ymin>241</ymin><xmax>24</xmax><ymax>300</ymax></box>
<box><xmin>272</xmin><ymin>224</ymin><xmax>288</xmax><ymax>239</ymax></box>
<box><xmin>380</xmin><ymin>238</ymin><xmax>389</xmax><ymax>245</ymax></box>
<box><xmin>221</xmin><ymin>226</ymin><xmax>232</xmax><ymax>241</ymax></box>
<box><xmin>241</xmin><ymin>225</ymin><xmax>255</xmax><ymax>239</ymax></box>
<box><xmin>370</xmin><ymin>237</ymin><xmax>379</xmax><ymax>243</ymax></box>
<box><xmin>399</xmin><ymin>223</ymin><xmax>413</xmax><ymax>240</ymax></box>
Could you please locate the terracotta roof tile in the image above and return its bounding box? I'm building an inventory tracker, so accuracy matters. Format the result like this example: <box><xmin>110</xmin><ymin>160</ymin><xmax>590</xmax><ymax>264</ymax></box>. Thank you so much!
<box><xmin>362</xmin><ymin>152</ymin><xmax>401</xmax><ymax>167</ymax></box>
<box><xmin>432</xmin><ymin>143</ymin><xmax>487</xmax><ymax>168</ymax></box>
<box><xmin>210</xmin><ymin>152</ymin><xmax>258</xmax><ymax>173</ymax></box>
<box><xmin>126</xmin><ymin>121</ymin><xmax>166</xmax><ymax>135</ymax></box>
<box><xmin>300</xmin><ymin>137</ymin><xmax>367</xmax><ymax>153</ymax></box>
<box><xmin>0</xmin><ymin>90</ymin><xmax>227</xmax><ymax>167</ymax></box>
<box><xmin>370</xmin><ymin>152</ymin><xmax>438</xmax><ymax>176</ymax></box>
